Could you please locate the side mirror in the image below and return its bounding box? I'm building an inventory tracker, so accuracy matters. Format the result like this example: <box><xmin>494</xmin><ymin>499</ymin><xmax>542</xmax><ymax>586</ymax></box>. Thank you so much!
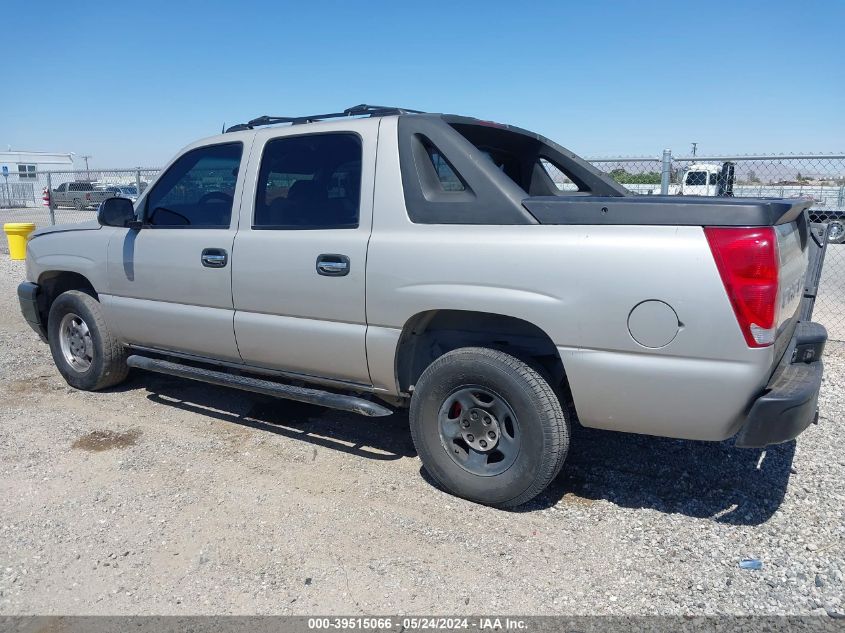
<box><xmin>97</xmin><ymin>197</ymin><xmax>138</xmax><ymax>228</ymax></box>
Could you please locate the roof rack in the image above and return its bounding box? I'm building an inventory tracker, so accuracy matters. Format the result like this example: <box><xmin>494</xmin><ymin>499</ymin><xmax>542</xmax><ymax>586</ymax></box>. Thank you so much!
<box><xmin>225</xmin><ymin>104</ymin><xmax>424</xmax><ymax>133</ymax></box>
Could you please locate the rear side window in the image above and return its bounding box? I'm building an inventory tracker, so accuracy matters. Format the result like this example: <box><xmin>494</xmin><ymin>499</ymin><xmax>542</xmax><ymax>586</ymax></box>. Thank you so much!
<box><xmin>145</xmin><ymin>142</ymin><xmax>242</xmax><ymax>228</ymax></box>
<box><xmin>254</xmin><ymin>133</ymin><xmax>362</xmax><ymax>229</ymax></box>
<box><xmin>425</xmin><ymin>142</ymin><xmax>465</xmax><ymax>192</ymax></box>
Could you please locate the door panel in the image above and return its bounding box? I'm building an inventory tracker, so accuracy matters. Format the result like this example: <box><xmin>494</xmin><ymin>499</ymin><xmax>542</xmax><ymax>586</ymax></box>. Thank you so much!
<box><xmin>105</xmin><ymin>228</ymin><xmax>240</xmax><ymax>360</ymax></box>
<box><xmin>232</xmin><ymin>122</ymin><xmax>378</xmax><ymax>384</ymax></box>
<box><xmin>232</xmin><ymin>229</ymin><xmax>369</xmax><ymax>381</ymax></box>
<box><xmin>105</xmin><ymin>139</ymin><xmax>250</xmax><ymax>361</ymax></box>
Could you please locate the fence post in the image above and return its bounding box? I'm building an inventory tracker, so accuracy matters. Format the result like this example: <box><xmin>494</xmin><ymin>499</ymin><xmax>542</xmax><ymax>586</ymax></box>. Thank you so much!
<box><xmin>46</xmin><ymin>173</ymin><xmax>56</xmax><ymax>226</ymax></box>
<box><xmin>135</xmin><ymin>168</ymin><xmax>142</xmax><ymax>197</ymax></box>
<box><xmin>660</xmin><ymin>149</ymin><xmax>672</xmax><ymax>195</ymax></box>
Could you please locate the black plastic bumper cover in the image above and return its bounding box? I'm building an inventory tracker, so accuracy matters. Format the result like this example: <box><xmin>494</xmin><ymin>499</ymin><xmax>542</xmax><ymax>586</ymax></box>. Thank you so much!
<box><xmin>735</xmin><ymin>322</ymin><xmax>826</xmax><ymax>448</ymax></box>
<box><xmin>17</xmin><ymin>281</ymin><xmax>46</xmax><ymax>340</ymax></box>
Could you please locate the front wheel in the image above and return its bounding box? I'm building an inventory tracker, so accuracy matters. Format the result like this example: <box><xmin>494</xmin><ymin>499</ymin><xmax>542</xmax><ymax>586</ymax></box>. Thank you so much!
<box><xmin>409</xmin><ymin>347</ymin><xmax>569</xmax><ymax>508</ymax></box>
<box><xmin>48</xmin><ymin>290</ymin><xmax>128</xmax><ymax>391</ymax></box>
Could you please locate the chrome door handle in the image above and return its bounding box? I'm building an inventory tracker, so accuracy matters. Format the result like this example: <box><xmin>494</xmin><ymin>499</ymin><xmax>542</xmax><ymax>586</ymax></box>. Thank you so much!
<box><xmin>316</xmin><ymin>254</ymin><xmax>350</xmax><ymax>276</ymax></box>
<box><xmin>201</xmin><ymin>248</ymin><xmax>228</xmax><ymax>268</ymax></box>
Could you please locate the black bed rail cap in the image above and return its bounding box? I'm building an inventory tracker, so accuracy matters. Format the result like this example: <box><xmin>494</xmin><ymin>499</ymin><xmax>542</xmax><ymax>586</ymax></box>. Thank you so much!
<box><xmin>523</xmin><ymin>195</ymin><xmax>813</xmax><ymax>227</ymax></box>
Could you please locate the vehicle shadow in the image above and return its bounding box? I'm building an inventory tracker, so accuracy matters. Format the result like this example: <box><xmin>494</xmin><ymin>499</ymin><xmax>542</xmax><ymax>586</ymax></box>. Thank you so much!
<box><xmin>121</xmin><ymin>371</ymin><xmax>794</xmax><ymax>524</ymax></box>
<box><xmin>123</xmin><ymin>371</ymin><xmax>416</xmax><ymax>461</ymax></box>
<box><xmin>519</xmin><ymin>424</ymin><xmax>796</xmax><ymax>525</ymax></box>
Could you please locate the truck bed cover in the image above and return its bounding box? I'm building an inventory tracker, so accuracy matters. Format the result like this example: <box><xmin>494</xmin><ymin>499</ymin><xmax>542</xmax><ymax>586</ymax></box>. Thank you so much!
<box><xmin>523</xmin><ymin>195</ymin><xmax>813</xmax><ymax>227</ymax></box>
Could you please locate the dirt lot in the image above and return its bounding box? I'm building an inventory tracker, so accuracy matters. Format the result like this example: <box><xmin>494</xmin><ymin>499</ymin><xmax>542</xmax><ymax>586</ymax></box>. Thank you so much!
<box><xmin>0</xmin><ymin>246</ymin><xmax>843</xmax><ymax>616</ymax></box>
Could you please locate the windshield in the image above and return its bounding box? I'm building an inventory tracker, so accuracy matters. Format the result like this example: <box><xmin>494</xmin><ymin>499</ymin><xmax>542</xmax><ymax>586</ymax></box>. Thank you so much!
<box><xmin>685</xmin><ymin>171</ymin><xmax>708</xmax><ymax>186</ymax></box>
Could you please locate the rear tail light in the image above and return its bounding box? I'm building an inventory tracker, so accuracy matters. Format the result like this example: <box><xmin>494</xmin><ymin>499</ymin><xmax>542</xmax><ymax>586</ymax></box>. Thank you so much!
<box><xmin>705</xmin><ymin>226</ymin><xmax>779</xmax><ymax>348</ymax></box>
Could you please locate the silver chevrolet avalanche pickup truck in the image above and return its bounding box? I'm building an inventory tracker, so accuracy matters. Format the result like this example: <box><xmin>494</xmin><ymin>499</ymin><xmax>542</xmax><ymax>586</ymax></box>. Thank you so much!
<box><xmin>17</xmin><ymin>104</ymin><xmax>829</xmax><ymax>508</ymax></box>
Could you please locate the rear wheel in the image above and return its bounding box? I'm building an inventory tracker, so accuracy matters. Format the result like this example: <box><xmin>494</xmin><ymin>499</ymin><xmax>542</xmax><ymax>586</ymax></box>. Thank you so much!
<box><xmin>409</xmin><ymin>347</ymin><xmax>569</xmax><ymax>508</ymax></box>
<box><xmin>74</xmin><ymin>198</ymin><xmax>83</xmax><ymax>211</ymax></box>
<box><xmin>48</xmin><ymin>290</ymin><xmax>128</xmax><ymax>391</ymax></box>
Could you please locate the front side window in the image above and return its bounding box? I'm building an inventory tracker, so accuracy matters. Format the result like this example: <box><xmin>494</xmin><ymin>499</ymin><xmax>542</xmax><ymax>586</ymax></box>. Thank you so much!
<box><xmin>145</xmin><ymin>143</ymin><xmax>242</xmax><ymax>228</ymax></box>
<box><xmin>254</xmin><ymin>133</ymin><xmax>361</xmax><ymax>229</ymax></box>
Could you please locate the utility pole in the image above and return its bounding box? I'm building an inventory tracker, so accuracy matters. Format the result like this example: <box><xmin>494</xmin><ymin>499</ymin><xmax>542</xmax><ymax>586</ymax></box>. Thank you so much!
<box><xmin>690</xmin><ymin>143</ymin><xmax>698</xmax><ymax>158</ymax></box>
<box><xmin>81</xmin><ymin>155</ymin><xmax>92</xmax><ymax>181</ymax></box>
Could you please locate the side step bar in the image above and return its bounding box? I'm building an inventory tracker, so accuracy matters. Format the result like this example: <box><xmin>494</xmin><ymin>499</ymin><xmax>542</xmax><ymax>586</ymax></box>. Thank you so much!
<box><xmin>126</xmin><ymin>355</ymin><xmax>393</xmax><ymax>418</ymax></box>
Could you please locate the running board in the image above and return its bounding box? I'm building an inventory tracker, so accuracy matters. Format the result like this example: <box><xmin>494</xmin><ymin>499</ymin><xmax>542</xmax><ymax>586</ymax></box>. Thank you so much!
<box><xmin>126</xmin><ymin>355</ymin><xmax>393</xmax><ymax>417</ymax></box>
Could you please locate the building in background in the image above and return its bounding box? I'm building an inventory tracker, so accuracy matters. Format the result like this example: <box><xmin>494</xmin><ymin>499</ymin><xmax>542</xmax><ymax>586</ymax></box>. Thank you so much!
<box><xmin>0</xmin><ymin>150</ymin><xmax>75</xmax><ymax>208</ymax></box>
<box><xmin>1</xmin><ymin>150</ymin><xmax>75</xmax><ymax>178</ymax></box>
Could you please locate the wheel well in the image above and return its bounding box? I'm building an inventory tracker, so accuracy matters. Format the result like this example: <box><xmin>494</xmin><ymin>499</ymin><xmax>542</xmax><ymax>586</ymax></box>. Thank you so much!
<box><xmin>395</xmin><ymin>309</ymin><xmax>570</xmax><ymax>398</ymax></box>
<box><xmin>37</xmin><ymin>271</ymin><xmax>98</xmax><ymax>325</ymax></box>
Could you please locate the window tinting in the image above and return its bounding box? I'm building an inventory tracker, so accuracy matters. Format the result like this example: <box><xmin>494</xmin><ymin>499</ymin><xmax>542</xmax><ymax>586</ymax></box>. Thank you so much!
<box><xmin>425</xmin><ymin>143</ymin><xmax>465</xmax><ymax>192</ymax></box>
<box><xmin>254</xmin><ymin>133</ymin><xmax>361</xmax><ymax>229</ymax></box>
<box><xmin>685</xmin><ymin>171</ymin><xmax>708</xmax><ymax>186</ymax></box>
<box><xmin>709</xmin><ymin>172</ymin><xmax>719</xmax><ymax>185</ymax></box>
<box><xmin>145</xmin><ymin>143</ymin><xmax>242</xmax><ymax>228</ymax></box>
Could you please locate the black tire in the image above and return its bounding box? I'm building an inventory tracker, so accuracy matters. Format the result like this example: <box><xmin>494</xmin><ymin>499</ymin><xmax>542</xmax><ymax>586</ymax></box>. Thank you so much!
<box><xmin>48</xmin><ymin>290</ymin><xmax>129</xmax><ymax>391</ymax></box>
<box><xmin>409</xmin><ymin>347</ymin><xmax>569</xmax><ymax>508</ymax></box>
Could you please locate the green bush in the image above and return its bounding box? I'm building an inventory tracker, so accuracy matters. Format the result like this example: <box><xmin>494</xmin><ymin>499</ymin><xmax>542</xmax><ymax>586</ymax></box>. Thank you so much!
<box><xmin>608</xmin><ymin>168</ymin><xmax>662</xmax><ymax>185</ymax></box>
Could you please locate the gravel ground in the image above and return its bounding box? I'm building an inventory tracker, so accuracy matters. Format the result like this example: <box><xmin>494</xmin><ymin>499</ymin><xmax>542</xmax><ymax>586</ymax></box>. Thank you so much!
<box><xmin>0</xmin><ymin>246</ymin><xmax>843</xmax><ymax>616</ymax></box>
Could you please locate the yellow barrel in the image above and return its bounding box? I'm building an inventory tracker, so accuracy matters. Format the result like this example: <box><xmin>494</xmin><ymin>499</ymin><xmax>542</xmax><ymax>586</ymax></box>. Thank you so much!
<box><xmin>4</xmin><ymin>223</ymin><xmax>36</xmax><ymax>260</ymax></box>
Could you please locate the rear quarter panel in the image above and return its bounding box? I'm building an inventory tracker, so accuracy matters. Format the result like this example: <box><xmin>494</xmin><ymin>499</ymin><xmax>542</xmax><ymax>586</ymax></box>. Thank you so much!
<box><xmin>366</xmin><ymin>119</ymin><xmax>773</xmax><ymax>441</ymax></box>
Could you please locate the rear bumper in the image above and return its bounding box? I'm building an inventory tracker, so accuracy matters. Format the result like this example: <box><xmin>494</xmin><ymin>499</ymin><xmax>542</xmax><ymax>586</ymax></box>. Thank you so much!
<box><xmin>734</xmin><ymin>321</ymin><xmax>826</xmax><ymax>448</ymax></box>
<box><xmin>17</xmin><ymin>281</ymin><xmax>47</xmax><ymax>341</ymax></box>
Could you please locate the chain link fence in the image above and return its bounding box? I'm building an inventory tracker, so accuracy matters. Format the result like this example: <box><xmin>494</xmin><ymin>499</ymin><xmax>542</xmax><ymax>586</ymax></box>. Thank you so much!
<box><xmin>2</xmin><ymin>152</ymin><xmax>843</xmax><ymax>340</ymax></box>
<box><xmin>0</xmin><ymin>168</ymin><xmax>160</xmax><ymax>227</ymax></box>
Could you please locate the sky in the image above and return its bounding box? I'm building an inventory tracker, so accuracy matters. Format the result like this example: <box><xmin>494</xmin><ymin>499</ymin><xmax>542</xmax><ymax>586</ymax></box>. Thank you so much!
<box><xmin>2</xmin><ymin>0</ymin><xmax>843</xmax><ymax>168</ymax></box>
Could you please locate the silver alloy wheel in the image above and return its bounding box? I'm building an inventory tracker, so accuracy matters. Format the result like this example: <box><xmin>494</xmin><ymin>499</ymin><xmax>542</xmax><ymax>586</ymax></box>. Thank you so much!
<box><xmin>58</xmin><ymin>312</ymin><xmax>94</xmax><ymax>372</ymax></box>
